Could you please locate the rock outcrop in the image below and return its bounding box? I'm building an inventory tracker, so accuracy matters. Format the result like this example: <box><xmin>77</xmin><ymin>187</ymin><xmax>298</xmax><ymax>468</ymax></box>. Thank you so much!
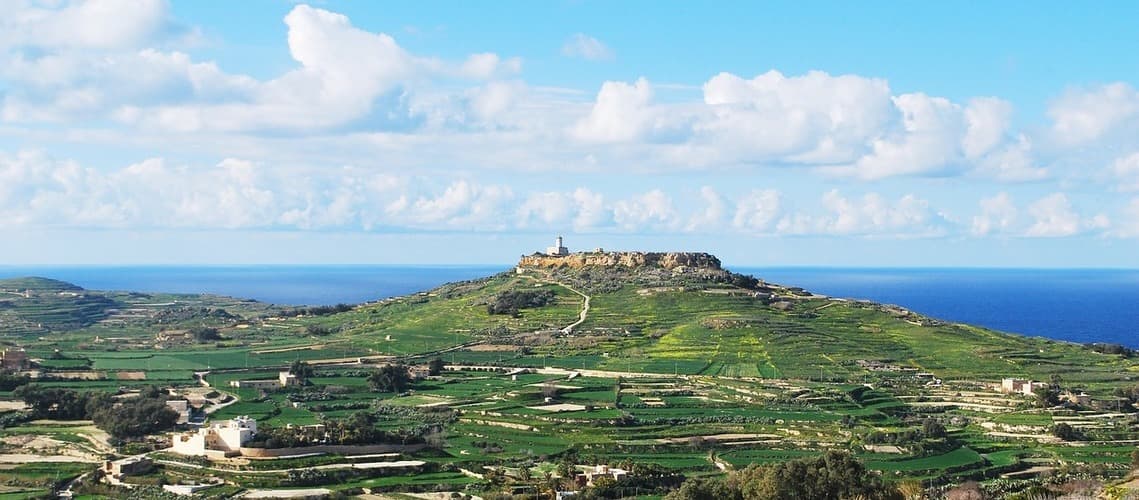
<box><xmin>518</xmin><ymin>252</ymin><xmax>722</xmax><ymax>271</ymax></box>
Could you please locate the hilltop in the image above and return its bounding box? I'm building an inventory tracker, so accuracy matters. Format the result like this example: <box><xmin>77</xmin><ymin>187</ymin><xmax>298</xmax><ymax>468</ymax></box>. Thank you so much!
<box><xmin>518</xmin><ymin>250</ymin><xmax>723</xmax><ymax>271</ymax></box>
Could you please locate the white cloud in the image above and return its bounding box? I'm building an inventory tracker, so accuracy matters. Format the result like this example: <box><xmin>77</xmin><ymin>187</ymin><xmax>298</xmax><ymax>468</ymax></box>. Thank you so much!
<box><xmin>561</xmin><ymin>33</ymin><xmax>614</xmax><ymax>61</ymax></box>
<box><xmin>776</xmin><ymin>190</ymin><xmax>949</xmax><ymax>237</ymax></box>
<box><xmin>0</xmin><ymin>0</ymin><xmax>176</xmax><ymax>51</ymax></box>
<box><xmin>1111</xmin><ymin>152</ymin><xmax>1139</xmax><ymax>192</ymax></box>
<box><xmin>612</xmin><ymin>190</ymin><xmax>679</xmax><ymax>231</ymax></box>
<box><xmin>687</xmin><ymin>186</ymin><xmax>728</xmax><ymax>231</ymax></box>
<box><xmin>1048</xmin><ymin>83</ymin><xmax>1139</xmax><ymax>147</ymax></box>
<box><xmin>0</xmin><ymin>3</ymin><xmax>1060</xmax><ymax>184</ymax></box>
<box><xmin>972</xmin><ymin>134</ymin><xmax>1048</xmax><ymax>182</ymax></box>
<box><xmin>2</xmin><ymin>4</ymin><xmax>520</xmax><ymax>132</ymax></box>
<box><xmin>516</xmin><ymin>187</ymin><xmax>614</xmax><ymax>231</ymax></box>
<box><xmin>1024</xmin><ymin>193</ymin><xmax>1108</xmax><ymax>237</ymax></box>
<box><xmin>731</xmin><ymin>189</ymin><xmax>782</xmax><ymax>233</ymax></box>
<box><xmin>698</xmin><ymin>70</ymin><xmax>894</xmax><ymax>164</ymax></box>
<box><xmin>971</xmin><ymin>192</ymin><xmax>1018</xmax><ymax>236</ymax></box>
<box><xmin>962</xmin><ymin>97</ymin><xmax>1012</xmax><ymax>159</ymax></box>
<box><xmin>571</xmin><ymin>77</ymin><xmax>658</xmax><ymax>142</ymax></box>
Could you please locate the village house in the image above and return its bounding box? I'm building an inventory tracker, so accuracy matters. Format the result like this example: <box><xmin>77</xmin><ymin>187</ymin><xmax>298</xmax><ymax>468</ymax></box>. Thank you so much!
<box><xmin>573</xmin><ymin>464</ymin><xmax>628</xmax><ymax>488</ymax></box>
<box><xmin>103</xmin><ymin>456</ymin><xmax>153</xmax><ymax>478</ymax></box>
<box><xmin>0</xmin><ymin>348</ymin><xmax>28</xmax><ymax>372</ymax></box>
<box><xmin>1000</xmin><ymin>378</ymin><xmax>1050</xmax><ymax>396</ymax></box>
<box><xmin>229</xmin><ymin>371</ymin><xmax>300</xmax><ymax>389</ymax></box>
<box><xmin>409</xmin><ymin>365</ymin><xmax>432</xmax><ymax>380</ymax></box>
<box><xmin>1062</xmin><ymin>391</ymin><xmax>1093</xmax><ymax>406</ymax></box>
<box><xmin>170</xmin><ymin>416</ymin><xmax>257</xmax><ymax>458</ymax></box>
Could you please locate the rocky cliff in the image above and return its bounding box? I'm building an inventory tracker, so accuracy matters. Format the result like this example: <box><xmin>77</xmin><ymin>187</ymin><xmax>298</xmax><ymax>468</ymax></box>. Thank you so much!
<box><xmin>518</xmin><ymin>252</ymin><xmax>722</xmax><ymax>271</ymax></box>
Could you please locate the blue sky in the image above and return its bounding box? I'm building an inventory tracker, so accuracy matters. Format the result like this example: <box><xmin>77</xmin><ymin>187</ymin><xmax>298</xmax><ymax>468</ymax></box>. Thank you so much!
<box><xmin>2</xmin><ymin>1</ymin><xmax>1139</xmax><ymax>266</ymax></box>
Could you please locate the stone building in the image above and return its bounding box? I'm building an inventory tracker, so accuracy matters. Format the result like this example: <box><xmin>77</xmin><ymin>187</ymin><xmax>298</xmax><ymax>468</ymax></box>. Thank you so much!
<box><xmin>545</xmin><ymin>236</ymin><xmax>569</xmax><ymax>256</ymax></box>
<box><xmin>171</xmin><ymin>416</ymin><xmax>258</xmax><ymax>458</ymax></box>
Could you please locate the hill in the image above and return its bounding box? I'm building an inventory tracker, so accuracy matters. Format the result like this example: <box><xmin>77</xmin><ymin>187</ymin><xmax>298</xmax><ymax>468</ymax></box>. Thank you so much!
<box><xmin>0</xmin><ymin>276</ymin><xmax>279</xmax><ymax>338</ymax></box>
<box><xmin>3</xmin><ymin>254</ymin><xmax>1138</xmax><ymax>497</ymax></box>
<box><xmin>313</xmin><ymin>251</ymin><xmax>1130</xmax><ymax>391</ymax></box>
<box><xmin>0</xmin><ymin>276</ymin><xmax>84</xmax><ymax>292</ymax></box>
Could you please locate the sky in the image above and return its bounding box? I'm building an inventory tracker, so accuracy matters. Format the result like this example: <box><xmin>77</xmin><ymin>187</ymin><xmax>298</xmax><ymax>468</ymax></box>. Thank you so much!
<box><xmin>2</xmin><ymin>1</ymin><xmax>1139</xmax><ymax>267</ymax></box>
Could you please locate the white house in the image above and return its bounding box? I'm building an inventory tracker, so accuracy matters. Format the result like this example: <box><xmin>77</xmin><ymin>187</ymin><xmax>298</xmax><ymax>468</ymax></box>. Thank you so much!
<box><xmin>171</xmin><ymin>416</ymin><xmax>258</xmax><ymax>458</ymax></box>
<box><xmin>1000</xmin><ymin>378</ymin><xmax>1050</xmax><ymax>396</ymax></box>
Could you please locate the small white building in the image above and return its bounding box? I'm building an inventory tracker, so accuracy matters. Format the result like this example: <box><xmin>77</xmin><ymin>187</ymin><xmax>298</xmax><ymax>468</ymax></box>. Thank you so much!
<box><xmin>546</xmin><ymin>236</ymin><xmax>569</xmax><ymax>256</ymax></box>
<box><xmin>575</xmin><ymin>464</ymin><xmax>627</xmax><ymax>487</ymax></box>
<box><xmin>279</xmin><ymin>371</ymin><xmax>300</xmax><ymax>387</ymax></box>
<box><xmin>171</xmin><ymin>416</ymin><xmax>257</xmax><ymax>458</ymax></box>
<box><xmin>1000</xmin><ymin>378</ymin><xmax>1050</xmax><ymax>396</ymax></box>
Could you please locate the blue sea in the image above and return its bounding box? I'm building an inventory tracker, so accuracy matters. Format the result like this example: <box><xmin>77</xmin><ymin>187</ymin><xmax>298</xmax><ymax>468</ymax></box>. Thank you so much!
<box><xmin>1</xmin><ymin>265</ymin><xmax>1136</xmax><ymax>348</ymax></box>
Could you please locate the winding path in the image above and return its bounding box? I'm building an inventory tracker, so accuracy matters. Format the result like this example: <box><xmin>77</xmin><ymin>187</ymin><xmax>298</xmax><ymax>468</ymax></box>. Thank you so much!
<box><xmin>516</xmin><ymin>271</ymin><xmax>591</xmax><ymax>334</ymax></box>
<box><xmin>559</xmin><ymin>284</ymin><xmax>590</xmax><ymax>334</ymax></box>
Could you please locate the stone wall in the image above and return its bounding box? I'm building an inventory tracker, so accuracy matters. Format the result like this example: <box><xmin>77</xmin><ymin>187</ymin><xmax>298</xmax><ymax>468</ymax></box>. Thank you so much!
<box><xmin>238</xmin><ymin>443</ymin><xmax>426</xmax><ymax>458</ymax></box>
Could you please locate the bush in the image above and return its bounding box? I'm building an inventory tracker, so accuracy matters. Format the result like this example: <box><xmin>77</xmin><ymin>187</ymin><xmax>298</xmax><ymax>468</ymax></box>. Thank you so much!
<box><xmin>487</xmin><ymin>290</ymin><xmax>556</xmax><ymax>316</ymax></box>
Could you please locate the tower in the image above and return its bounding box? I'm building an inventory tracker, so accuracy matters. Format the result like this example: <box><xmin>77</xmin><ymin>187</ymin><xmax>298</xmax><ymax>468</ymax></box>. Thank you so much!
<box><xmin>546</xmin><ymin>235</ymin><xmax>569</xmax><ymax>256</ymax></box>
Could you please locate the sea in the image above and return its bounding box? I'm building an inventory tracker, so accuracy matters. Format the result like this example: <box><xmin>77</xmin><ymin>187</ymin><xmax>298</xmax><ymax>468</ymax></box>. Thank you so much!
<box><xmin>1</xmin><ymin>265</ymin><xmax>1136</xmax><ymax>348</ymax></box>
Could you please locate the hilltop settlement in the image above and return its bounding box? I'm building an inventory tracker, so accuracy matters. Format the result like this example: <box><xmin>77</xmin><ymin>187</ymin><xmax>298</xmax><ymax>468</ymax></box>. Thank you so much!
<box><xmin>0</xmin><ymin>238</ymin><xmax>1139</xmax><ymax>499</ymax></box>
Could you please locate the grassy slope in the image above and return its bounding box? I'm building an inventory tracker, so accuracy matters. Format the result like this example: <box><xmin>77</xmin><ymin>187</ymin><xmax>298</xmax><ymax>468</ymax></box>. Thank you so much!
<box><xmin>583</xmin><ymin>287</ymin><xmax>1133</xmax><ymax>391</ymax></box>
<box><xmin>2</xmin><ymin>268</ymin><xmax>1132</xmax><ymax>391</ymax></box>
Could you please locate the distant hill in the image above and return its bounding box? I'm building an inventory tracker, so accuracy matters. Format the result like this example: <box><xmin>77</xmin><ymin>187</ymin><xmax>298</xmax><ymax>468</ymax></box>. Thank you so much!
<box><xmin>0</xmin><ymin>276</ymin><xmax>84</xmax><ymax>292</ymax></box>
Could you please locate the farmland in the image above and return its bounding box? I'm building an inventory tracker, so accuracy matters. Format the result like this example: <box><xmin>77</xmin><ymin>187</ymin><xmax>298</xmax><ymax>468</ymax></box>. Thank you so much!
<box><xmin>1</xmin><ymin>256</ymin><xmax>1138</xmax><ymax>499</ymax></box>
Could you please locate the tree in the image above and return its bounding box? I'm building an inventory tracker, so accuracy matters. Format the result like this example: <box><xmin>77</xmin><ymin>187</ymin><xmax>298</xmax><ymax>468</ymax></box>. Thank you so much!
<box><xmin>665</xmin><ymin>478</ymin><xmax>737</xmax><ymax>500</ymax></box>
<box><xmin>921</xmin><ymin>418</ymin><xmax>947</xmax><ymax>439</ymax></box>
<box><xmin>428</xmin><ymin>357</ymin><xmax>446</xmax><ymax>376</ymax></box>
<box><xmin>541</xmin><ymin>382</ymin><xmax>559</xmax><ymax>399</ymax></box>
<box><xmin>1052</xmin><ymin>422</ymin><xmax>1081</xmax><ymax>441</ymax></box>
<box><xmin>368</xmin><ymin>364</ymin><xmax>410</xmax><ymax>393</ymax></box>
<box><xmin>91</xmin><ymin>397</ymin><xmax>179</xmax><ymax>439</ymax></box>
<box><xmin>1131</xmin><ymin>449</ymin><xmax>1139</xmax><ymax>470</ymax></box>
<box><xmin>189</xmin><ymin>326</ymin><xmax>221</xmax><ymax>342</ymax></box>
<box><xmin>289</xmin><ymin>360</ymin><xmax>314</xmax><ymax>384</ymax></box>
<box><xmin>725</xmin><ymin>450</ymin><xmax>900</xmax><ymax>500</ymax></box>
<box><xmin>1034</xmin><ymin>386</ymin><xmax>1059</xmax><ymax>408</ymax></box>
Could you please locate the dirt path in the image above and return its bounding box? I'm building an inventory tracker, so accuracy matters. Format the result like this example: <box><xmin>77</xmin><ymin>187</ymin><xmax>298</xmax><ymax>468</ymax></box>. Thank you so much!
<box><xmin>517</xmin><ymin>273</ymin><xmax>591</xmax><ymax>334</ymax></box>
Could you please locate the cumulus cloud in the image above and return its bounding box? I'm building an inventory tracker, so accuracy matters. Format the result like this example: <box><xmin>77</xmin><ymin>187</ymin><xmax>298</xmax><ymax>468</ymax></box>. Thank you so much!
<box><xmin>1</xmin><ymin>4</ymin><xmax>520</xmax><ymax>132</ymax></box>
<box><xmin>571</xmin><ymin>77</ymin><xmax>660</xmax><ymax>142</ymax></box>
<box><xmin>0</xmin><ymin>3</ymin><xmax>1065</xmax><ymax>184</ymax></box>
<box><xmin>1024</xmin><ymin>193</ymin><xmax>1108</xmax><ymax>237</ymax></box>
<box><xmin>0</xmin><ymin>0</ymin><xmax>178</xmax><ymax>51</ymax></box>
<box><xmin>731</xmin><ymin>189</ymin><xmax>782</xmax><ymax>233</ymax></box>
<box><xmin>1111</xmin><ymin>152</ymin><xmax>1139</xmax><ymax>192</ymax></box>
<box><xmin>686</xmin><ymin>187</ymin><xmax>728</xmax><ymax>231</ymax></box>
<box><xmin>516</xmin><ymin>188</ymin><xmax>613</xmax><ymax>231</ymax></box>
<box><xmin>612</xmin><ymin>190</ymin><xmax>679</xmax><ymax>231</ymax></box>
<box><xmin>776</xmin><ymin>190</ymin><xmax>950</xmax><ymax>237</ymax></box>
<box><xmin>567</xmin><ymin>71</ymin><xmax>1035</xmax><ymax>182</ymax></box>
<box><xmin>971</xmin><ymin>193</ymin><xmax>1018</xmax><ymax>236</ymax></box>
<box><xmin>698</xmin><ymin>70</ymin><xmax>894</xmax><ymax>164</ymax></box>
<box><xmin>1048</xmin><ymin>83</ymin><xmax>1139</xmax><ymax>147</ymax></box>
<box><xmin>561</xmin><ymin>33</ymin><xmax>614</xmax><ymax>61</ymax></box>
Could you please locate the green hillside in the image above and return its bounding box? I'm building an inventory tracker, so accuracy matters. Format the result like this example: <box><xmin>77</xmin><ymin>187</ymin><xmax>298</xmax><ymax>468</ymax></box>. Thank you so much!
<box><xmin>3</xmin><ymin>258</ymin><xmax>1138</xmax><ymax>497</ymax></box>
<box><xmin>313</xmin><ymin>261</ymin><xmax>1133</xmax><ymax>394</ymax></box>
